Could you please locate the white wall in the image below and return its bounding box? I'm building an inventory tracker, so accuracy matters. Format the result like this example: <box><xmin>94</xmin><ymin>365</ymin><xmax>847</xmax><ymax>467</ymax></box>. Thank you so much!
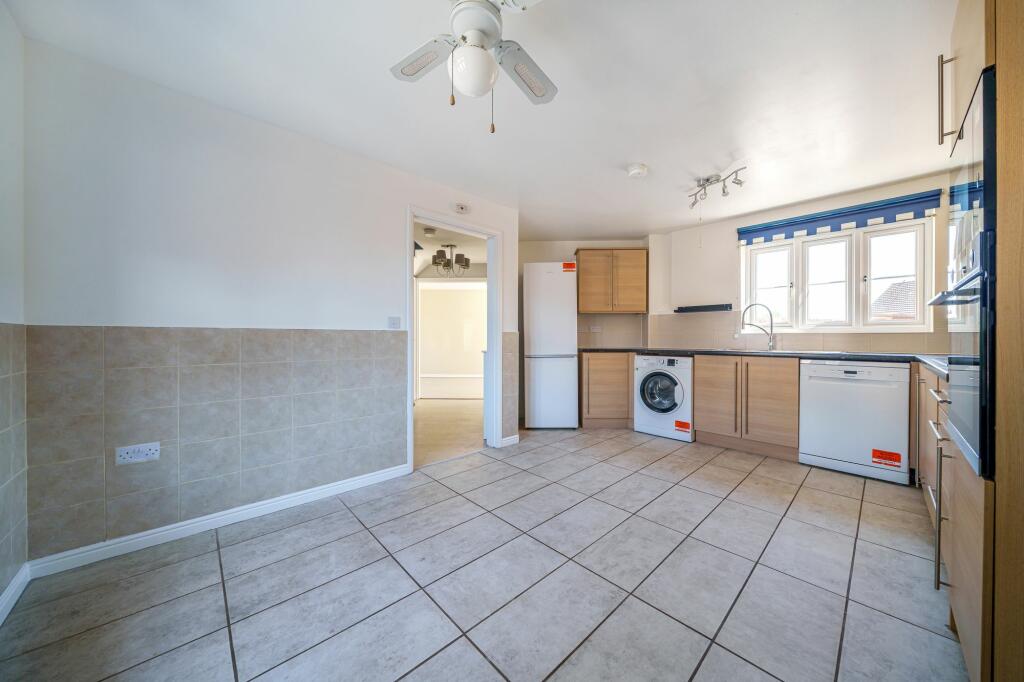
<box><xmin>416</xmin><ymin>281</ymin><xmax>487</xmax><ymax>399</ymax></box>
<box><xmin>0</xmin><ymin>5</ymin><xmax>24</xmax><ymax>323</ymax></box>
<box><xmin>23</xmin><ymin>41</ymin><xmax>519</xmax><ymax>332</ymax></box>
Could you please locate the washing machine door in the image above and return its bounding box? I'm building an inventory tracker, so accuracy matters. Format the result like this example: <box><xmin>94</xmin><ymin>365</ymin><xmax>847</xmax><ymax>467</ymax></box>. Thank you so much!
<box><xmin>639</xmin><ymin>371</ymin><xmax>680</xmax><ymax>414</ymax></box>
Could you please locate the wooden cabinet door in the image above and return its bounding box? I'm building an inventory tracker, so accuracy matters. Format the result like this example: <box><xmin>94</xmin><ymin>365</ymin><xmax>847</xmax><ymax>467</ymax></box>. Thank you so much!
<box><xmin>918</xmin><ymin>370</ymin><xmax>939</xmax><ymax>521</ymax></box>
<box><xmin>612</xmin><ymin>250</ymin><xmax>648</xmax><ymax>312</ymax></box>
<box><xmin>577</xmin><ymin>250</ymin><xmax>613</xmax><ymax>313</ymax></box>
<box><xmin>694</xmin><ymin>355</ymin><xmax>740</xmax><ymax>438</ymax></box>
<box><xmin>741</xmin><ymin>356</ymin><xmax>799</xmax><ymax>447</ymax></box>
<box><xmin>950</xmin><ymin>0</ymin><xmax>991</xmax><ymax>129</ymax></box>
<box><xmin>582</xmin><ymin>352</ymin><xmax>631</xmax><ymax>420</ymax></box>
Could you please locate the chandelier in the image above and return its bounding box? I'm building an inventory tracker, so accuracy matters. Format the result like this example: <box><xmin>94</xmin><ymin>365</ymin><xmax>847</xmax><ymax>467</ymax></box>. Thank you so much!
<box><xmin>432</xmin><ymin>244</ymin><xmax>472</xmax><ymax>277</ymax></box>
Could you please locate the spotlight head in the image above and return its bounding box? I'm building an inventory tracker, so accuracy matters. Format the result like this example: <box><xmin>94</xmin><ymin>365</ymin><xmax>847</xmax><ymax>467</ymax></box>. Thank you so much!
<box><xmin>732</xmin><ymin>175</ymin><xmax>744</xmax><ymax>187</ymax></box>
<box><xmin>689</xmin><ymin>196</ymin><xmax>699</xmax><ymax>209</ymax></box>
<box><xmin>722</xmin><ymin>183</ymin><xmax>729</xmax><ymax>197</ymax></box>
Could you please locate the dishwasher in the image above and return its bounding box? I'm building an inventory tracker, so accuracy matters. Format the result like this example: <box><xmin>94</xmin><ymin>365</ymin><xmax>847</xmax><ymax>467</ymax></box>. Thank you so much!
<box><xmin>799</xmin><ymin>360</ymin><xmax>910</xmax><ymax>485</ymax></box>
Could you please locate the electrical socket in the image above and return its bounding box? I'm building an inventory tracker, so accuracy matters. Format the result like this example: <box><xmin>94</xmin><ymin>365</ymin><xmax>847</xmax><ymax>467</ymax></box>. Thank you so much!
<box><xmin>387</xmin><ymin>316</ymin><xmax>401</xmax><ymax>330</ymax></box>
<box><xmin>115</xmin><ymin>442</ymin><xmax>161</xmax><ymax>465</ymax></box>
<box><xmin>589</xmin><ymin>325</ymin><xmax>602</xmax><ymax>333</ymax></box>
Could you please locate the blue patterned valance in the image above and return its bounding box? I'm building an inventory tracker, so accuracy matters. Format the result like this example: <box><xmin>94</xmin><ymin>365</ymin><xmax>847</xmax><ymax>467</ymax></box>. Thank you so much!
<box><xmin>737</xmin><ymin>189</ymin><xmax>942</xmax><ymax>245</ymax></box>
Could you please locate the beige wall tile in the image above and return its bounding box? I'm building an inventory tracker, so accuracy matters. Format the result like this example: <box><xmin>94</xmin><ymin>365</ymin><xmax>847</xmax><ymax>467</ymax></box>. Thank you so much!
<box><xmin>338</xmin><ymin>416</ymin><xmax>374</xmax><ymax>451</ymax></box>
<box><xmin>178</xmin><ymin>328</ymin><xmax>240</xmax><ymax>365</ymax></box>
<box><xmin>10</xmin><ymin>373</ymin><xmax>25</xmax><ymax>424</ymax></box>
<box><xmin>0</xmin><ymin>376</ymin><xmax>9</xmax><ymax>430</ymax></box>
<box><xmin>180</xmin><ymin>400</ymin><xmax>239</xmax><ymax>444</ymax></box>
<box><xmin>336</xmin><ymin>388</ymin><xmax>375</xmax><ymax>420</ymax></box>
<box><xmin>822</xmin><ymin>334</ymin><xmax>872</xmax><ymax>352</ymax></box>
<box><xmin>293</xmin><ymin>421</ymin><xmax>341</xmax><ymax>458</ymax></box>
<box><xmin>240</xmin><ymin>462</ymin><xmax>292</xmax><ymax>505</ymax></box>
<box><xmin>371</xmin><ymin>330</ymin><xmax>406</xmax><ymax>359</ymax></box>
<box><xmin>0</xmin><ymin>325</ymin><xmax>10</xmax><ymax>376</ymax></box>
<box><xmin>293</xmin><ymin>391</ymin><xmax>338</xmax><ymax>427</ymax></box>
<box><xmin>105</xmin><ymin>443</ymin><xmax>179</xmax><ymax>498</ymax></box>
<box><xmin>288</xmin><ymin>454</ymin><xmax>340</xmax><ymax>491</ymax></box>
<box><xmin>105</xmin><ymin>407</ymin><xmax>178</xmax><ymax>450</ymax></box>
<box><xmin>10</xmin><ymin>325</ymin><xmax>26</xmax><ymax>374</ymax></box>
<box><xmin>179</xmin><ymin>364</ymin><xmax>240</xmax><ymax>405</ymax></box>
<box><xmin>106</xmin><ymin>486</ymin><xmax>179</xmax><ymax>538</ymax></box>
<box><xmin>241</xmin><ymin>429</ymin><xmax>291</xmax><ymax>469</ymax></box>
<box><xmin>26</xmin><ymin>326</ymin><xmax>103</xmax><ymax>371</ymax></box>
<box><xmin>241</xmin><ymin>362</ymin><xmax>292</xmax><ymax>398</ymax></box>
<box><xmin>371</xmin><ymin>358</ymin><xmax>405</xmax><ymax>387</ymax></box>
<box><xmin>338</xmin><ymin>357</ymin><xmax>373</xmax><ymax>389</ymax></box>
<box><xmin>27</xmin><ymin>369</ymin><xmax>104</xmax><ymax>419</ymax></box>
<box><xmin>293</xmin><ymin>330</ymin><xmax>336</xmax><ymax>362</ymax></box>
<box><xmin>180</xmin><ymin>473</ymin><xmax>241</xmax><ymax>521</ymax></box>
<box><xmin>180</xmin><ymin>436</ymin><xmax>240</xmax><ymax>483</ymax></box>
<box><xmin>1</xmin><ymin>470</ymin><xmax>27</xmax><ymax>536</ymax></box>
<box><xmin>28</xmin><ymin>499</ymin><xmax>105</xmax><ymax>559</ymax></box>
<box><xmin>104</xmin><ymin>327</ymin><xmax>178</xmax><ymax>368</ymax></box>
<box><xmin>104</xmin><ymin>367</ymin><xmax>178</xmax><ymax>412</ymax></box>
<box><xmin>28</xmin><ymin>457</ymin><xmax>104</xmax><ymax>513</ymax></box>
<box><xmin>777</xmin><ymin>334</ymin><xmax>824</xmax><ymax>351</ymax></box>
<box><xmin>241</xmin><ymin>330</ymin><xmax>291</xmax><ymax>363</ymax></box>
<box><xmin>10</xmin><ymin>422</ymin><xmax>26</xmax><ymax>475</ymax></box>
<box><xmin>0</xmin><ymin>430</ymin><xmax>12</xmax><ymax>484</ymax></box>
<box><xmin>292</xmin><ymin>361</ymin><xmax>337</xmax><ymax>394</ymax></box>
<box><xmin>241</xmin><ymin>396</ymin><xmax>291</xmax><ymax>435</ymax></box>
<box><xmin>336</xmin><ymin>331</ymin><xmax>373</xmax><ymax>358</ymax></box>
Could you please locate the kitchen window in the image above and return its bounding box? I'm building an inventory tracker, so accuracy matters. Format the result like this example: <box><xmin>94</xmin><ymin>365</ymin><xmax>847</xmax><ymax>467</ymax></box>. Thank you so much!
<box><xmin>741</xmin><ymin>219</ymin><xmax>932</xmax><ymax>333</ymax></box>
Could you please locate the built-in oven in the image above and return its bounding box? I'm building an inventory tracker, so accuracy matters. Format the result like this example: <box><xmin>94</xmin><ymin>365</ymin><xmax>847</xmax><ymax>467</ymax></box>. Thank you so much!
<box><xmin>928</xmin><ymin>66</ymin><xmax>995</xmax><ymax>478</ymax></box>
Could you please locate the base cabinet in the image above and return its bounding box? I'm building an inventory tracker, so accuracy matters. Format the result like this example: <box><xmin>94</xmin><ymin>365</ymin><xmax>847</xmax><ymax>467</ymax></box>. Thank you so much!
<box><xmin>580</xmin><ymin>352</ymin><xmax>633</xmax><ymax>429</ymax></box>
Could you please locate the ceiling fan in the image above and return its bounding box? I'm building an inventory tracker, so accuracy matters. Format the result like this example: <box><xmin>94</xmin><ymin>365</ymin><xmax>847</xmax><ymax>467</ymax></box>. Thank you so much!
<box><xmin>390</xmin><ymin>0</ymin><xmax>557</xmax><ymax>112</ymax></box>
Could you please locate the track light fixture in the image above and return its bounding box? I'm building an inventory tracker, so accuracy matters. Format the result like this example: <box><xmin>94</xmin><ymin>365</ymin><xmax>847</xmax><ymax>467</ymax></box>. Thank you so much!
<box><xmin>687</xmin><ymin>167</ymin><xmax>747</xmax><ymax>210</ymax></box>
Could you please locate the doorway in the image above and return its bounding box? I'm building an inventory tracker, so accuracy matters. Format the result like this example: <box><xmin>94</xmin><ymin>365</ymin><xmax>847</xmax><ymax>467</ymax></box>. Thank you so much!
<box><xmin>409</xmin><ymin>214</ymin><xmax>502</xmax><ymax>469</ymax></box>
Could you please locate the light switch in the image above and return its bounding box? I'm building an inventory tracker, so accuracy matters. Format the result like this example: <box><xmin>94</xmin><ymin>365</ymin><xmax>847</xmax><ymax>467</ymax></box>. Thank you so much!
<box><xmin>387</xmin><ymin>316</ymin><xmax>401</xmax><ymax>330</ymax></box>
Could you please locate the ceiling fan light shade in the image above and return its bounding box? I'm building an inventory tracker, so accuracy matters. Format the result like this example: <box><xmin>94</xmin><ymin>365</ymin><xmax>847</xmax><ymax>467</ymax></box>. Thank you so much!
<box><xmin>448</xmin><ymin>45</ymin><xmax>499</xmax><ymax>97</ymax></box>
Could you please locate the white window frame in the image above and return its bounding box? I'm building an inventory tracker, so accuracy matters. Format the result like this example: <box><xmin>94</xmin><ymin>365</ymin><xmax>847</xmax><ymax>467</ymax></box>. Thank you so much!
<box><xmin>740</xmin><ymin>217</ymin><xmax>933</xmax><ymax>334</ymax></box>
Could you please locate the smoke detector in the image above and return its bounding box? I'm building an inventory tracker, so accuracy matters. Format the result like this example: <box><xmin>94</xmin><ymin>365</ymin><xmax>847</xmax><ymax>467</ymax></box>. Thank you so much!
<box><xmin>626</xmin><ymin>163</ymin><xmax>649</xmax><ymax>179</ymax></box>
<box><xmin>423</xmin><ymin>226</ymin><xmax>437</xmax><ymax>236</ymax></box>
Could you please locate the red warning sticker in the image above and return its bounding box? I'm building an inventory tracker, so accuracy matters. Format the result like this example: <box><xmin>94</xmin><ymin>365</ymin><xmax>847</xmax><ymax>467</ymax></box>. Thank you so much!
<box><xmin>872</xmin><ymin>449</ymin><xmax>902</xmax><ymax>467</ymax></box>
<box><xmin>562</xmin><ymin>262</ymin><xmax>577</xmax><ymax>272</ymax></box>
<box><xmin>674</xmin><ymin>420</ymin><xmax>691</xmax><ymax>432</ymax></box>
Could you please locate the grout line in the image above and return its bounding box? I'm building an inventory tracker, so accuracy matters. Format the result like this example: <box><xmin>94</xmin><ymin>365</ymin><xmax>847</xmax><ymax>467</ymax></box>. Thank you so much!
<box><xmin>214</xmin><ymin>532</ymin><xmax>241</xmax><ymax>682</ymax></box>
<box><xmin>94</xmin><ymin>628</ymin><xmax>231</xmax><ymax>681</ymax></box>
<box><xmin>833</xmin><ymin>491</ymin><xmax>866</xmax><ymax>680</ymax></box>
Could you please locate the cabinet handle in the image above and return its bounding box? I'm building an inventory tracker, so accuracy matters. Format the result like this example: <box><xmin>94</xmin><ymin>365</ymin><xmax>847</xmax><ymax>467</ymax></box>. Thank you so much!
<box><xmin>928</xmin><ymin>388</ymin><xmax>951</xmax><ymax>405</ymax></box>
<box><xmin>743</xmin><ymin>362</ymin><xmax>749</xmax><ymax>435</ymax></box>
<box><xmin>733</xmin><ymin>360</ymin><xmax>739</xmax><ymax>434</ymax></box>
<box><xmin>937</xmin><ymin>54</ymin><xmax>958</xmax><ymax>145</ymax></box>
<box><xmin>928</xmin><ymin>419</ymin><xmax>949</xmax><ymax>443</ymax></box>
<box><xmin>934</xmin><ymin>445</ymin><xmax>953</xmax><ymax>590</ymax></box>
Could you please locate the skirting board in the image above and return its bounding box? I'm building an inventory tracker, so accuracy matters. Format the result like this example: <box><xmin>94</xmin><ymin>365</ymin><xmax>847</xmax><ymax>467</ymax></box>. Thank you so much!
<box><xmin>500</xmin><ymin>435</ymin><xmax>520</xmax><ymax>447</ymax></box>
<box><xmin>0</xmin><ymin>462</ymin><xmax>412</xmax><ymax>625</ymax></box>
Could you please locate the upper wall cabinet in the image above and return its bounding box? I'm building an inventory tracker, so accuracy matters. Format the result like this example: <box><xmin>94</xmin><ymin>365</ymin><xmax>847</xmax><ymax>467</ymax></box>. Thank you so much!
<box><xmin>942</xmin><ymin>0</ymin><xmax>993</xmax><ymax>145</ymax></box>
<box><xmin>576</xmin><ymin>248</ymin><xmax>648</xmax><ymax>313</ymax></box>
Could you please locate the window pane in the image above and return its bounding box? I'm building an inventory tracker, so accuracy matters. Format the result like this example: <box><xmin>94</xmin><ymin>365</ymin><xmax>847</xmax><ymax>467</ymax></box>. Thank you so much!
<box><xmin>755</xmin><ymin>250</ymin><xmax>789</xmax><ymax>288</ymax></box>
<box><xmin>870</xmin><ymin>231</ymin><xmax>916</xmax><ymax>278</ymax></box>
<box><xmin>806</xmin><ymin>241</ymin><xmax>847</xmax><ymax>284</ymax></box>
<box><xmin>807</xmin><ymin>282</ymin><xmax>847</xmax><ymax>323</ymax></box>
<box><xmin>754</xmin><ymin>287</ymin><xmax>790</xmax><ymax>325</ymax></box>
<box><xmin>870</xmin><ymin>276</ymin><xmax>918</xmax><ymax>320</ymax></box>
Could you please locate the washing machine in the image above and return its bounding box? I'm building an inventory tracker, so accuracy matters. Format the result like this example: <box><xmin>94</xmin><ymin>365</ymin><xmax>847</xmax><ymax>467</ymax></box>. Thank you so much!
<box><xmin>634</xmin><ymin>355</ymin><xmax>694</xmax><ymax>441</ymax></box>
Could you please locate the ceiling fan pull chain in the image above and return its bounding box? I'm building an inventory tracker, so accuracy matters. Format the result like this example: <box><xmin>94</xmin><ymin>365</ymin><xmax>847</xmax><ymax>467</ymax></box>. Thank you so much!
<box><xmin>490</xmin><ymin>86</ymin><xmax>496</xmax><ymax>134</ymax></box>
<box><xmin>450</xmin><ymin>44</ymin><xmax>456</xmax><ymax>106</ymax></box>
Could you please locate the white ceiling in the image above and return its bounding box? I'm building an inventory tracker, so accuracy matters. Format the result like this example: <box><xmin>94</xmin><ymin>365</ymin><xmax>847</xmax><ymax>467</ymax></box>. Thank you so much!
<box><xmin>6</xmin><ymin>0</ymin><xmax>957</xmax><ymax>240</ymax></box>
<box><xmin>415</xmin><ymin>223</ymin><xmax>488</xmax><ymax>264</ymax></box>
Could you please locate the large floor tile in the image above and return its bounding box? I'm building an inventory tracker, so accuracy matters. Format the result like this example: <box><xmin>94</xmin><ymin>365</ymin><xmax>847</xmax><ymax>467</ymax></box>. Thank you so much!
<box><xmin>558</xmin><ymin>462</ymin><xmax>632</xmax><ymax>496</ymax></box>
<box><xmin>787</xmin><ymin>486</ymin><xmax>862</xmax><ymax>536</ymax></box>
<box><xmin>609</xmin><ymin>431</ymin><xmax>655</xmax><ymax>447</ymax></box>
<box><xmin>718</xmin><ymin>566</ymin><xmax>846</xmax><ymax>682</ymax></box>
<box><xmin>231</xmin><ymin>557</ymin><xmax>418</xmax><ymax>680</ymax></box>
<box><xmin>492</xmin><ymin>483</ymin><xmax>586</xmax><ymax>531</ymax></box>
<box><xmin>462</xmin><ymin>471</ymin><xmax>550</xmax><ymax>510</ymax></box>
<box><xmin>427</xmin><ymin>535</ymin><xmax>564</xmax><ymax>630</ymax></box>
<box><xmin>863</xmin><ymin>479</ymin><xmax>928</xmax><ymax>516</ymax></box>
<box><xmin>751</xmin><ymin>457</ymin><xmax>809</xmax><ymax>485</ymax></box>
<box><xmin>225</xmin><ymin>530</ymin><xmax>386</xmax><ymax>621</ymax></box>
<box><xmin>637</xmin><ymin>485</ymin><xmax>721</xmax><ymax>534</ymax></box>
<box><xmin>111</xmin><ymin>629</ymin><xmax>235</xmax><ymax>682</ymax></box>
<box><xmin>420</xmin><ymin>452</ymin><xmax>495</xmax><ymax>480</ymax></box>
<box><xmin>639</xmin><ymin>453</ymin><xmax>703</xmax><ymax>483</ymax></box>
<box><xmin>674</xmin><ymin>441</ymin><xmax>725</xmax><ymax>463</ymax></box>
<box><xmin>440</xmin><ymin>460</ymin><xmax>519</xmax><ymax>493</ymax></box>
<box><xmin>0</xmin><ymin>586</ymin><xmax>226</xmax><ymax>682</ymax></box>
<box><xmin>576</xmin><ymin>516</ymin><xmax>684</xmax><ymax>590</ymax></box>
<box><xmin>369</xmin><ymin>495</ymin><xmax>484</xmax><ymax>552</ymax></box>
<box><xmin>858</xmin><ymin>501</ymin><xmax>934</xmax><ymax>558</ymax></box>
<box><xmin>551</xmin><ymin>433</ymin><xmax>607</xmax><ymax>452</ymax></box>
<box><xmin>838</xmin><ymin>601</ymin><xmax>967</xmax><ymax>681</ymax></box>
<box><xmin>604</xmin><ymin>447</ymin><xmax>667</xmax><ymax>471</ymax></box>
<box><xmin>394</xmin><ymin>513</ymin><xmax>520</xmax><ymax>585</ymax></box>
<box><xmin>259</xmin><ymin>591</ymin><xmax>459</xmax><ymax>682</ymax></box>
<box><xmin>691</xmin><ymin>500</ymin><xmax>780</xmax><ymax>560</ymax></box>
<box><xmin>593</xmin><ymin>473</ymin><xmax>672</xmax><ymax>512</ymax></box>
<box><xmin>469</xmin><ymin>562</ymin><xmax>625</xmax><ymax>681</ymax></box>
<box><xmin>404</xmin><ymin>637</ymin><xmax>503</xmax><ymax>681</ymax></box>
<box><xmin>503</xmin><ymin>445</ymin><xmax>569</xmax><ymax>470</ymax></box>
<box><xmin>726</xmin><ymin>474</ymin><xmax>799</xmax><ymax>515</ymax></box>
<box><xmin>16</xmin><ymin>531</ymin><xmax>218</xmax><ymax>611</ymax></box>
<box><xmin>218</xmin><ymin>497</ymin><xmax>345</xmax><ymax>547</ymax></box>
<box><xmin>220</xmin><ymin>509</ymin><xmax>363</xmax><ymax>579</ymax></box>
<box><xmin>680</xmin><ymin>464</ymin><xmax>748</xmax><ymax>497</ymax></box>
<box><xmin>528</xmin><ymin>498</ymin><xmax>630</xmax><ymax>557</ymax></box>
<box><xmin>693</xmin><ymin>645</ymin><xmax>776</xmax><ymax>681</ymax></box>
<box><xmin>635</xmin><ymin>538</ymin><xmax>752</xmax><ymax>638</ymax></box>
<box><xmin>574</xmin><ymin>439</ymin><xmax>635</xmax><ymax>462</ymax></box>
<box><xmin>709</xmin><ymin>450</ymin><xmax>765</xmax><ymax>473</ymax></box>
<box><xmin>761</xmin><ymin>517</ymin><xmax>855</xmax><ymax>595</ymax></box>
<box><xmin>550</xmin><ymin>596</ymin><xmax>708</xmax><ymax>681</ymax></box>
<box><xmin>529</xmin><ymin>453</ymin><xmax>599</xmax><ymax>482</ymax></box>
<box><xmin>0</xmin><ymin>552</ymin><xmax>221</xmax><ymax>658</ymax></box>
<box><xmin>349</xmin><ymin>481</ymin><xmax>456</xmax><ymax>526</ymax></box>
<box><xmin>803</xmin><ymin>467</ymin><xmax>865</xmax><ymax>500</ymax></box>
<box><xmin>849</xmin><ymin>540</ymin><xmax>955</xmax><ymax>639</ymax></box>
<box><xmin>337</xmin><ymin>471</ymin><xmax>432</xmax><ymax>507</ymax></box>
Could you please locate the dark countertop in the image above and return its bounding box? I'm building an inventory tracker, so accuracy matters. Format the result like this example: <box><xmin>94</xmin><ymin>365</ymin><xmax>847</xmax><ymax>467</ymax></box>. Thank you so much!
<box><xmin>580</xmin><ymin>347</ymin><xmax>951</xmax><ymax>377</ymax></box>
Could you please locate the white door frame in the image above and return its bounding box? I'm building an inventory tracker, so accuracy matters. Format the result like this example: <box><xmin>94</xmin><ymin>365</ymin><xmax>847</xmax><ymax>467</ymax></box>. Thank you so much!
<box><xmin>406</xmin><ymin>207</ymin><xmax>505</xmax><ymax>470</ymax></box>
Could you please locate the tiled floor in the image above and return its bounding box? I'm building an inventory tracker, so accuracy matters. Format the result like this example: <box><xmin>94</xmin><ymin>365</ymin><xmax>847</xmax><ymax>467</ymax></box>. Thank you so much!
<box><xmin>413</xmin><ymin>398</ymin><xmax>484</xmax><ymax>467</ymax></box>
<box><xmin>0</xmin><ymin>429</ymin><xmax>969</xmax><ymax>681</ymax></box>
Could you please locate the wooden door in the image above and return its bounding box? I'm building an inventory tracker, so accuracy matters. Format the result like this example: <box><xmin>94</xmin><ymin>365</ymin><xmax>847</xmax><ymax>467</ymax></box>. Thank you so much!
<box><xmin>612</xmin><ymin>250</ymin><xmax>648</xmax><ymax>312</ymax></box>
<box><xmin>741</xmin><ymin>356</ymin><xmax>799</xmax><ymax>447</ymax></box>
<box><xmin>582</xmin><ymin>352</ymin><xmax>631</xmax><ymax>420</ymax></box>
<box><xmin>577</xmin><ymin>250</ymin><xmax>614</xmax><ymax>313</ymax></box>
<box><xmin>918</xmin><ymin>369</ymin><xmax>940</xmax><ymax>521</ymax></box>
<box><xmin>694</xmin><ymin>355</ymin><xmax>740</xmax><ymax>438</ymax></box>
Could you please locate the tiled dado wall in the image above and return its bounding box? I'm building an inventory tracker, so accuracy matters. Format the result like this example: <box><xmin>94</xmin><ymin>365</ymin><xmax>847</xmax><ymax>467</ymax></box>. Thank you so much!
<box><xmin>649</xmin><ymin>313</ymin><xmax>952</xmax><ymax>354</ymax></box>
<box><xmin>502</xmin><ymin>332</ymin><xmax>519</xmax><ymax>437</ymax></box>
<box><xmin>23</xmin><ymin>326</ymin><xmax>411</xmax><ymax>559</ymax></box>
<box><xmin>0</xmin><ymin>324</ymin><xmax>28</xmax><ymax>594</ymax></box>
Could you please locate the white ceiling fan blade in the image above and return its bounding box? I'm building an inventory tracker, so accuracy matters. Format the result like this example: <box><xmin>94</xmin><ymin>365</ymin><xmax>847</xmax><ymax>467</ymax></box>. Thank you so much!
<box><xmin>495</xmin><ymin>41</ymin><xmax>557</xmax><ymax>104</ymax></box>
<box><xmin>390</xmin><ymin>35</ymin><xmax>457</xmax><ymax>82</ymax></box>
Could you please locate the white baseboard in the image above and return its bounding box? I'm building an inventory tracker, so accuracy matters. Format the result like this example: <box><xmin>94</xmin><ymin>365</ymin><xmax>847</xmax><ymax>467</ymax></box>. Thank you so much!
<box><xmin>26</xmin><ymin>463</ymin><xmax>412</xmax><ymax>584</ymax></box>
<box><xmin>500</xmin><ymin>435</ymin><xmax>520</xmax><ymax>447</ymax></box>
<box><xmin>0</xmin><ymin>563</ymin><xmax>31</xmax><ymax>625</ymax></box>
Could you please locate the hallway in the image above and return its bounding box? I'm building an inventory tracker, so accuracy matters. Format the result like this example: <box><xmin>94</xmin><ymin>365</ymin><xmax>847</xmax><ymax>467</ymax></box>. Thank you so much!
<box><xmin>414</xmin><ymin>399</ymin><xmax>485</xmax><ymax>467</ymax></box>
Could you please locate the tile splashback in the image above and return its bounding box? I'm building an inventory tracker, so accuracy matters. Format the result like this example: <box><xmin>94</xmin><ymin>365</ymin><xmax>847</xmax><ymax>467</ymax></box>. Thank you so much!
<box><xmin>0</xmin><ymin>323</ymin><xmax>28</xmax><ymax>595</ymax></box>
<box><xmin>23</xmin><ymin>327</ymin><xmax>410</xmax><ymax>559</ymax></box>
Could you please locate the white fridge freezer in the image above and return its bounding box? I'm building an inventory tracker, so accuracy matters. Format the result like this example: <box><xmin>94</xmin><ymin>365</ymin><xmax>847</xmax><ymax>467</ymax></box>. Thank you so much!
<box><xmin>523</xmin><ymin>262</ymin><xmax>578</xmax><ymax>428</ymax></box>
